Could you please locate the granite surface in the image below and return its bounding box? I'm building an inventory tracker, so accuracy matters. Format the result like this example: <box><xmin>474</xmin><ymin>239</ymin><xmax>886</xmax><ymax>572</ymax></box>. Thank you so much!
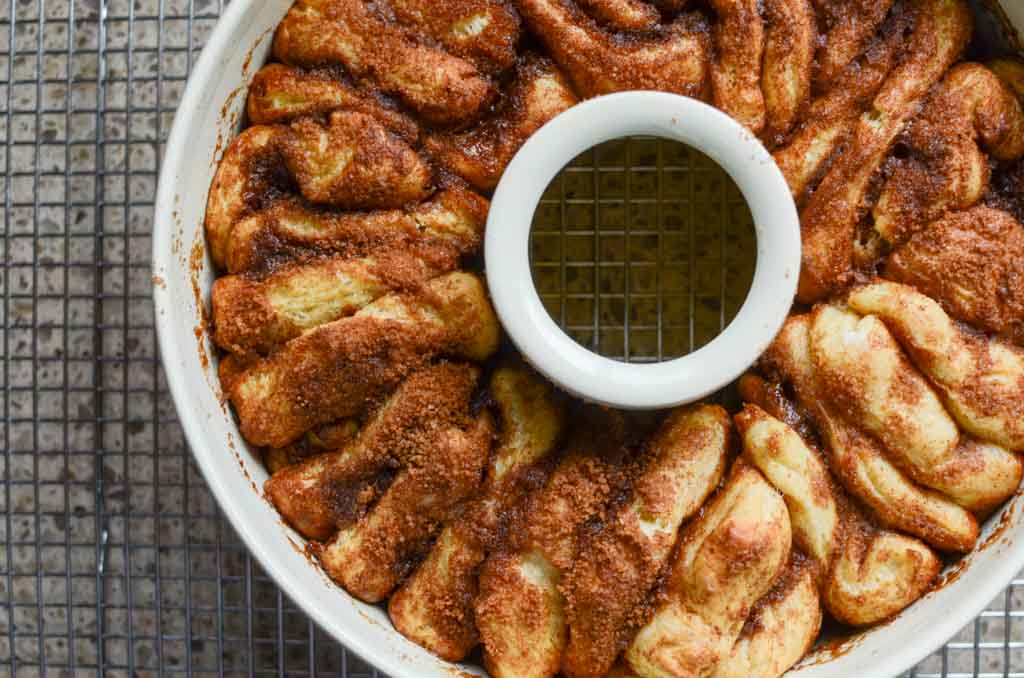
<box><xmin>0</xmin><ymin>1</ymin><xmax>1022</xmax><ymax>676</ymax></box>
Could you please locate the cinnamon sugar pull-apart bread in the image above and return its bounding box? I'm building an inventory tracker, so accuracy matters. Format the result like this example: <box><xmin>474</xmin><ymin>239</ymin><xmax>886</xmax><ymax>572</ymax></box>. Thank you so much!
<box><xmin>202</xmin><ymin>0</ymin><xmax>1024</xmax><ymax>674</ymax></box>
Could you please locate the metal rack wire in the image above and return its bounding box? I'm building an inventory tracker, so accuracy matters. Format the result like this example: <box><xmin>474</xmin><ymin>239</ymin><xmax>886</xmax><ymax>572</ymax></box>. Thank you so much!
<box><xmin>0</xmin><ymin>1</ymin><xmax>1021</xmax><ymax>675</ymax></box>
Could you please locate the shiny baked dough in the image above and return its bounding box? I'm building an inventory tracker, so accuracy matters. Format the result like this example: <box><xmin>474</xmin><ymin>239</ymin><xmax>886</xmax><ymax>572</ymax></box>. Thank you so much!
<box><xmin>849</xmin><ymin>281</ymin><xmax>1024</xmax><ymax>456</ymax></box>
<box><xmin>625</xmin><ymin>463</ymin><xmax>791</xmax><ymax>678</ymax></box>
<box><xmin>225</xmin><ymin>185</ymin><xmax>487</xmax><ymax>275</ymax></box>
<box><xmin>562</xmin><ymin>405</ymin><xmax>731</xmax><ymax>678</ymax></box>
<box><xmin>264</xmin><ymin>362</ymin><xmax>480</xmax><ymax>540</ymax></box>
<box><xmin>711</xmin><ymin>557</ymin><xmax>821</xmax><ymax>678</ymax></box>
<box><xmin>205</xmin><ymin>126</ymin><xmax>290</xmax><ymax>269</ymax></box>
<box><xmin>273</xmin><ymin>0</ymin><xmax>492</xmax><ymax>125</ymax></box>
<box><xmin>811</xmin><ymin>0</ymin><xmax>896</xmax><ymax>89</ymax></box>
<box><xmin>772</xmin><ymin>19</ymin><xmax>902</xmax><ymax>203</ymax></box>
<box><xmin>246</xmin><ymin>63</ymin><xmax>418</xmax><ymax>140</ymax></box>
<box><xmin>424</xmin><ymin>56</ymin><xmax>578</xmax><ymax>192</ymax></box>
<box><xmin>871</xmin><ymin>63</ymin><xmax>1024</xmax><ymax>248</ymax></box>
<box><xmin>763</xmin><ymin>316</ymin><xmax>978</xmax><ymax>551</ymax></box>
<box><xmin>476</xmin><ymin>410</ymin><xmax>628</xmax><ymax>678</ymax></box>
<box><xmin>388</xmin><ymin>364</ymin><xmax>566</xmax><ymax>661</ymax></box>
<box><xmin>990</xmin><ymin>57</ymin><xmax>1024</xmax><ymax>98</ymax></box>
<box><xmin>212</xmin><ymin>245</ymin><xmax>459</xmax><ymax>357</ymax></box>
<box><xmin>316</xmin><ymin>412</ymin><xmax>494</xmax><ymax>602</ymax></box>
<box><xmin>279</xmin><ymin>111</ymin><xmax>432</xmax><ymax>210</ymax></box>
<box><xmin>761</xmin><ymin>0</ymin><xmax>815</xmax><ymax>144</ymax></box>
<box><xmin>796</xmin><ymin>0</ymin><xmax>972</xmax><ymax>302</ymax></box>
<box><xmin>230</xmin><ymin>271</ymin><xmax>500</xmax><ymax>448</ymax></box>
<box><xmin>737</xmin><ymin>374</ymin><xmax>942</xmax><ymax>624</ymax></box>
<box><xmin>709</xmin><ymin>0</ymin><xmax>765</xmax><ymax>133</ymax></box>
<box><xmin>735</xmin><ymin>404</ymin><xmax>837</xmax><ymax>565</ymax></box>
<box><xmin>514</xmin><ymin>0</ymin><xmax>710</xmax><ymax>98</ymax></box>
<box><xmin>885</xmin><ymin>206</ymin><xmax>1024</xmax><ymax>346</ymax></box>
<box><xmin>382</xmin><ymin>0</ymin><xmax>521</xmax><ymax>73</ymax></box>
<box><xmin>575</xmin><ymin>0</ymin><xmax>659</xmax><ymax>31</ymax></box>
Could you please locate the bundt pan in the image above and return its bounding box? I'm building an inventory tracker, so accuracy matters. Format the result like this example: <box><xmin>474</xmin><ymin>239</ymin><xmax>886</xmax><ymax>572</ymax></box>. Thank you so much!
<box><xmin>153</xmin><ymin>1</ymin><xmax>1024</xmax><ymax>676</ymax></box>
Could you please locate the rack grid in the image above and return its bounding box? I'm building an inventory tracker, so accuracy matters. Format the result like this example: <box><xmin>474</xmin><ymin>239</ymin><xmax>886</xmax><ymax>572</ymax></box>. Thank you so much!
<box><xmin>0</xmin><ymin>1</ymin><xmax>1022</xmax><ymax>676</ymax></box>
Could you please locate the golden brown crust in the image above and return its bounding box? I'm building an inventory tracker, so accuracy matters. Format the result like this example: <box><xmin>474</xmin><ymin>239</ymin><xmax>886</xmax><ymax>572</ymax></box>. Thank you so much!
<box><xmin>848</xmin><ymin>281</ymin><xmax>1024</xmax><ymax>456</ymax></box>
<box><xmin>761</xmin><ymin>315</ymin><xmax>979</xmax><ymax>551</ymax></box>
<box><xmin>246</xmin><ymin>63</ymin><xmax>419</xmax><ymax>140</ymax></box>
<box><xmin>823</xmin><ymin>527</ymin><xmax>941</xmax><ymax>627</ymax></box>
<box><xmin>796</xmin><ymin>0</ymin><xmax>973</xmax><ymax>302</ymax></box>
<box><xmin>885</xmin><ymin>206</ymin><xmax>1024</xmax><ymax>345</ymax></box>
<box><xmin>204</xmin><ymin>126</ymin><xmax>292</xmax><ymax>269</ymax></box>
<box><xmin>812</xmin><ymin>0</ymin><xmax>897</xmax><ymax>89</ymax></box>
<box><xmin>870</xmin><ymin>63</ymin><xmax>1024</xmax><ymax>249</ymax></box>
<box><xmin>738</xmin><ymin>373</ymin><xmax>942</xmax><ymax>625</ymax></box>
<box><xmin>264</xmin><ymin>363</ymin><xmax>480</xmax><ymax>540</ymax></box>
<box><xmin>211</xmin><ymin>245</ymin><xmax>460</xmax><ymax>358</ymax></box>
<box><xmin>381</xmin><ymin>0</ymin><xmax>521</xmax><ymax>73</ymax></box>
<box><xmin>230</xmin><ymin>272</ymin><xmax>500</xmax><ymax>448</ymax></box>
<box><xmin>476</xmin><ymin>409</ymin><xmax>630</xmax><ymax>678</ymax></box>
<box><xmin>771</xmin><ymin>17</ymin><xmax>903</xmax><ymax>203</ymax></box>
<box><xmin>712</xmin><ymin>556</ymin><xmax>821</xmax><ymax>678</ymax></box>
<box><xmin>709</xmin><ymin>0</ymin><xmax>766</xmax><ymax>133</ymax></box>
<box><xmin>316</xmin><ymin>413</ymin><xmax>493</xmax><ymax>603</ymax></box>
<box><xmin>273</xmin><ymin>0</ymin><xmax>493</xmax><ymax>125</ymax></box>
<box><xmin>625</xmin><ymin>463</ymin><xmax>792</xmax><ymax>678</ymax></box>
<box><xmin>389</xmin><ymin>364</ymin><xmax>567</xmax><ymax>661</ymax></box>
<box><xmin>279</xmin><ymin>112</ymin><xmax>432</xmax><ymax>210</ymax></box>
<box><xmin>514</xmin><ymin>0</ymin><xmax>711</xmax><ymax>98</ymax></box>
<box><xmin>224</xmin><ymin>185</ymin><xmax>487</xmax><ymax>275</ymax></box>
<box><xmin>424</xmin><ymin>55</ymin><xmax>578</xmax><ymax>191</ymax></box>
<box><xmin>561</xmin><ymin>405</ymin><xmax>731</xmax><ymax>678</ymax></box>
<box><xmin>761</xmin><ymin>0</ymin><xmax>816</xmax><ymax>145</ymax></box>
<box><xmin>575</xmin><ymin>0</ymin><xmax>659</xmax><ymax>31</ymax></box>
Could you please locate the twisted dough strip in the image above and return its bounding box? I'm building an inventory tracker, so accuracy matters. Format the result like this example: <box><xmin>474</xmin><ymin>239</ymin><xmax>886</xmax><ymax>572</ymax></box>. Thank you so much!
<box><xmin>849</xmin><ymin>281</ymin><xmax>1024</xmax><ymax>456</ymax></box>
<box><xmin>811</xmin><ymin>0</ymin><xmax>896</xmax><ymax>89</ymax></box>
<box><xmin>225</xmin><ymin>185</ymin><xmax>486</xmax><ymax>275</ymax></box>
<box><xmin>211</xmin><ymin>244</ymin><xmax>460</xmax><ymax>358</ymax></box>
<box><xmin>424</xmin><ymin>55</ymin><xmax>578</xmax><ymax>192</ymax></box>
<box><xmin>389</xmin><ymin>364</ymin><xmax>567</xmax><ymax>661</ymax></box>
<box><xmin>885</xmin><ymin>206</ymin><xmax>1024</xmax><ymax>346</ymax></box>
<box><xmin>229</xmin><ymin>271</ymin><xmax>500</xmax><ymax>448</ymax></box>
<box><xmin>773</xmin><ymin>15</ymin><xmax>904</xmax><ymax>203</ymax></box>
<box><xmin>575</xmin><ymin>0</ymin><xmax>659</xmax><ymax>31</ymax></box>
<box><xmin>710</xmin><ymin>556</ymin><xmax>820</xmax><ymax>678</ymax></box>
<box><xmin>760</xmin><ymin>0</ymin><xmax>815</xmax><ymax>143</ymax></box>
<box><xmin>262</xmin><ymin>419</ymin><xmax>359</xmax><ymax>474</ymax></box>
<box><xmin>735</xmin><ymin>399</ymin><xmax>941</xmax><ymax>626</ymax></box>
<box><xmin>380</xmin><ymin>0</ymin><xmax>521</xmax><ymax>73</ymax></box>
<box><xmin>281</xmin><ymin>111</ymin><xmax>431</xmax><ymax>209</ymax></box>
<box><xmin>797</xmin><ymin>0</ymin><xmax>972</xmax><ymax>302</ymax></box>
<box><xmin>476</xmin><ymin>409</ymin><xmax>629</xmax><ymax>678</ymax></box>
<box><xmin>514</xmin><ymin>0</ymin><xmax>710</xmax><ymax>98</ymax></box>
<box><xmin>708</xmin><ymin>0</ymin><xmax>765</xmax><ymax>133</ymax></box>
<box><xmin>734</xmin><ymin>404</ymin><xmax>838</xmax><ymax>566</ymax></box>
<box><xmin>264</xmin><ymin>362</ymin><xmax>480</xmax><ymax>541</ymax></box>
<box><xmin>762</xmin><ymin>316</ymin><xmax>978</xmax><ymax>551</ymax></box>
<box><xmin>810</xmin><ymin>303</ymin><xmax>1020</xmax><ymax>512</ymax></box>
<box><xmin>273</xmin><ymin>0</ymin><xmax>492</xmax><ymax>125</ymax></box>
<box><xmin>246</xmin><ymin>63</ymin><xmax>418</xmax><ymax>139</ymax></box>
<box><xmin>625</xmin><ymin>463</ymin><xmax>791</xmax><ymax>678</ymax></box>
<box><xmin>562</xmin><ymin>405</ymin><xmax>731</xmax><ymax>678</ymax></box>
<box><xmin>317</xmin><ymin>411</ymin><xmax>493</xmax><ymax>602</ymax></box>
<box><xmin>871</xmin><ymin>63</ymin><xmax>1024</xmax><ymax>249</ymax></box>
<box><xmin>205</xmin><ymin>114</ymin><xmax>431</xmax><ymax>268</ymax></box>
<box><xmin>693</xmin><ymin>0</ymin><xmax>817</xmax><ymax>138</ymax></box>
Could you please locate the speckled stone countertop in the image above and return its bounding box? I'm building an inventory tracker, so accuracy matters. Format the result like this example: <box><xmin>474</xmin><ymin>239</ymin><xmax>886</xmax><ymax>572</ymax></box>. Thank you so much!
<box><xmin>0</xmin><ymin>1</ymin><xmax>1021</xmax><ymax>675</ymax></box>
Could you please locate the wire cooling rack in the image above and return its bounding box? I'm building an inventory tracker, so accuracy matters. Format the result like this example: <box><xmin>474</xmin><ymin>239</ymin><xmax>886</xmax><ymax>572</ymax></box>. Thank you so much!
<box><xmin>1</xmin><ymin>1</ymin><xmax>1022</xmax><ymax>675</ymax></box>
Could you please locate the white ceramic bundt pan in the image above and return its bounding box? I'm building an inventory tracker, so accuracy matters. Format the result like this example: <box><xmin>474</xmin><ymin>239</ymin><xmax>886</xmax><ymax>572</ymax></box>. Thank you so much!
<box><xmin>152</xmin><ymin>2</ymin><xmax>1024</xmax><ymax>676</ymax></box>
